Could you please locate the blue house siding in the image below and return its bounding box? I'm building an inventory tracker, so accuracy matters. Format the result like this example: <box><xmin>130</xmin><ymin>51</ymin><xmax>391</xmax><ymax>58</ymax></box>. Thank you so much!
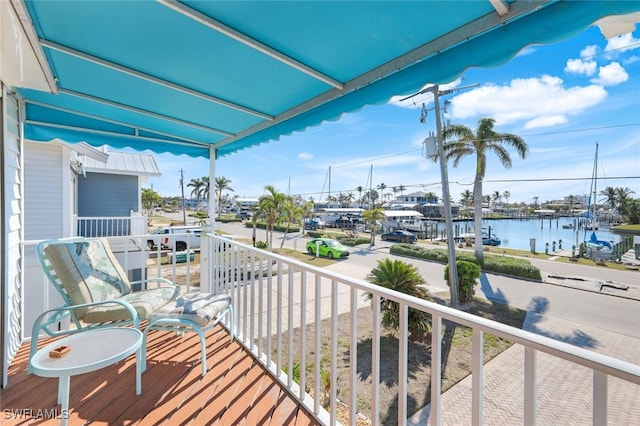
<box><xmin>78</xmin><ymin>173</ymin><xmax>138</xmax><ymax>236</ymax></box>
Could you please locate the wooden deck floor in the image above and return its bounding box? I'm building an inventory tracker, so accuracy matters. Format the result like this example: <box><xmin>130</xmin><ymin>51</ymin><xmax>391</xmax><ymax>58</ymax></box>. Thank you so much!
<box><xmin>2</xmin><ymin>325</ymin><xmax>320</xmax><ymax>425</ymax></box>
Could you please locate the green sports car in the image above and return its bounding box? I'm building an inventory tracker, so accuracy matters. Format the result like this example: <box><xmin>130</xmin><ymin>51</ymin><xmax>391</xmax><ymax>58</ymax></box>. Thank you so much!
<box><xmin>306</xmin><ymin>238</ymin><xmax>350</xmax><ymax>259</ymax></box>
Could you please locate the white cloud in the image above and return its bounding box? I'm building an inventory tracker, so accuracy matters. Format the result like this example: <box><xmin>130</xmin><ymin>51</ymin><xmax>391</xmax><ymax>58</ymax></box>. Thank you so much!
<box><xmin>564</xmin><ymin>58</ymin><xmax>597</xmax><ymax>76</ymax></box>
<box><xmin>297</xmin><ymin>152</ymin><xmax>314</xmax><ymax>160</ymax></box>
<box><xmin>580</xmin><ymin>44</ymin><xmax>599</xmax><ymax>59</ymax></box>
<box><xmin>447</xmin><ymin>75</ymin><xmax>608</xmax><ymax>129</ymax></box>
<box><xmin>604</xmin><ymin>33</ymin><xmax>640</xmax><ymax>58</ymax></box>
<box><xmin>591</xmin><ymin>62</ymin><xmax>629</xmax><ymax>86</ymax></box>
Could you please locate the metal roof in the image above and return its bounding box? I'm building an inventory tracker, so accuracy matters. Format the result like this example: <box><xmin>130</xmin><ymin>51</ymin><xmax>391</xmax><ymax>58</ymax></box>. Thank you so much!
<box><xmin>81</xmin><ymin>150</ymin><xmax>161</xmax><ymax>177</ymax></box>
<box><xmin>12</xmin><ymin>1</ymin><xmax>640</xmax><ymax>159</ymax></box>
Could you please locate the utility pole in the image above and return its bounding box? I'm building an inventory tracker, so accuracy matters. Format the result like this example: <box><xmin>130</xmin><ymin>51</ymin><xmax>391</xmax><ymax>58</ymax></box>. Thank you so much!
<box><xmin>180</xmin><ymin>169</ymin><xmax>187</xmax><ymax>225</ymax></box>
<box><xmin>430</xmin><ymin>85</ymin><xmax>459</xmax><ymax>306</ymax></box>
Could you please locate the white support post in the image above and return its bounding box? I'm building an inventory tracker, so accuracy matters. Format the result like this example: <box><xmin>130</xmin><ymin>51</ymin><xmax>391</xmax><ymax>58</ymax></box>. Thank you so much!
<box><xmin>524</xmin><ymin>347</ymin><xmax>537</xmax><ymax>426</ymax></box>
<box><xmin>431</xmin><ymin>315</ymin><xmax>442</xmax><ymax>426</ymax></box>
<box><xmin>593</xmin><ymin>371</ymin><xmax>607</xmax><ymax>426</ymax></box>
<box><xmin>472</xmin><ymin>329</ymin><xmax>484</xmax><ymax>426</ymax></box>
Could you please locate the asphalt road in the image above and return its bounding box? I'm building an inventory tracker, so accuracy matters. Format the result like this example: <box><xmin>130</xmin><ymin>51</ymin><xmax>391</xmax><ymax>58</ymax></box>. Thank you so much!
<box><xmin>214</xmin><ymin>220</ymin><xmax>640</xmax><ymax>339</ymax></box>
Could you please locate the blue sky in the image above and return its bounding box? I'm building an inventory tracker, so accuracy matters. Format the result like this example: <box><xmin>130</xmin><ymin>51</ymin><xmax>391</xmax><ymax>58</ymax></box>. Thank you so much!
<box><xmin>145</xmin><ymin>24</ymin><xmax>640</xmax><ymax>205</ymax></box>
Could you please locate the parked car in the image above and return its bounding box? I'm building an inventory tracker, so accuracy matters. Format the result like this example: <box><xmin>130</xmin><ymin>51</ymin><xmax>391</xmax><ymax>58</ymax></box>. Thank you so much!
<box><xmin>333</xmin><ymin>217</ymin><xmax>356</xmax><ymax>229</ymax></box>
<box><xmin>381</xmin><ymin>230</ymin><xmax>417</xmax><ymax>243</ymax></box>
<box><xmin>304</xmin><ymin>220</ymin><xmax>324</xmax><ymax>230</ymax></box>
<box><xmin>306</xmin><ymin>238</ymin><xmax>350</xmax><ymax>259</ymax></box>
<box><xmin>236</xmin><ymin>210</ymin><xmax>251</xmax><ymax>220</ymax></box>
<box><xmin>147</xmin><ymin>226</ymin><xmax>202</xmax><ymax>251</ymax></box>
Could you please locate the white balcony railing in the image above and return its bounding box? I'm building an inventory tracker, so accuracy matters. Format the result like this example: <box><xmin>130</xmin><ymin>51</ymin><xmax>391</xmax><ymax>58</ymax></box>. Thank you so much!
<box><xmin>23</xmin><ymin>232</ymin><xmax>640</xmax><ymax>425</ymax></box>
<box><xmin>74</xmin><ymin>212</ymin><xmax>148</xmax><ymax>238</ymax></box>
<box><xmin>199</xmin><ymin>232</ymin><xmax>640</xmax><ymax>426</ymax></box>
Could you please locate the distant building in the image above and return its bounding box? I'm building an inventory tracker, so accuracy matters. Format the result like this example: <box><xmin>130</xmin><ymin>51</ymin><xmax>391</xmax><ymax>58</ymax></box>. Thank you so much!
<box><xmin>390</xmin><ymin>191</ymin><xmax>459</xmax><ymax>218</ymax></box>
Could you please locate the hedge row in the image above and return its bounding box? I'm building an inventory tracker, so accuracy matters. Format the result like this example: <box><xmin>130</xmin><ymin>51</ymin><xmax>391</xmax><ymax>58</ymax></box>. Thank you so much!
<box><xmin>244</xmin><ymin>222</ymin><xmax>300</xmax><ymax>233</ymax></box>
<box><xmin>390</xmin><ymin>245</ymin><xmax>542</xmax><ymax>281</ymax></box>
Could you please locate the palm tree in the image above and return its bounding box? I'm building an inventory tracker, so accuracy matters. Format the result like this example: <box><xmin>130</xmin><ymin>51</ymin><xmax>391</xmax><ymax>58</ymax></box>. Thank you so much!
<box><xmin>279</xmin><ymin>196</ymin><xmax>300</xmax><ymax>250</ymax></box>
<box><xmin>425</xmin><ymin>192</ymin><xmax>438</xmax><ymax>203</ymax></box>
<box><xmin>187</xmin><ymin>178</ymin><xmax>204</xmax><ymax>211</ymax></box>
<box><xmin>377</xmin><ymin>183</ymin><xmax>387</xmax><ymax>206</ymax></box>
<box><xmin>214</xmin><ymin>176</ymin><xmax>234</xmax><ymax>217</ymax></box>
<box><xmin>362</xmin><ymin>207</ymin><xmax>386</xmax><ymax>246</ymax></box>
<box><xmin>460</xmin><ymin>189</ymin><xmax>473</xmax><ymax>207</ymax></box>
<box><xmin>398</xmin><ymin>185</ymin><xmax>406</xmax><ymax>198</ymax></box>
<box><xmin>437</xmin><ymin>117</ymin><xmax>528</xmax><ymax>261</ymax></box>
<box><xmin>615</xmin><ymin>187</ymin><xmax>635</xmax><ymax>212</ymax></box>
<box><xmin>532</xmin><ymin>196</ymin><xmax>539</xmax><ymax>210</ymax></box>
<box><xmin>201</xmin><ymin>176</ymin><xmax>210</xmax><ymax>208</ymax></box>
<box><xmin>599</xmin><ymin>186</ymin><xmax>617</xmax><ymax>209</ymax></box>
<box><xmin>491</xmin><ymin>190</ymin><xmax>502</xmax><ymax>209</ymax></box>
<box><xmin>503</xmin><ymin>190</ymin><xmax>511</xmax><ymax>208</ymax></box>
<box><xmin>355</xmin><ymin>185</ymin><xmax>364</xmax><ymax>207</ymax></box>
<box><xmin>258</xmin><ymin>185</ymin><xmax>288</xmax><ymax>249</ymax></box>
<box><xmin>365</xmin><ymin>259</ymin><xmax>431</xmax><ymax>341</ymax></box>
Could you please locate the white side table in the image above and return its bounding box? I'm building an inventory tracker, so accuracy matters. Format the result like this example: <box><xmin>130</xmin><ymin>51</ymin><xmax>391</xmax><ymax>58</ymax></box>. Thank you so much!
<box><xmin>29</xmin><ymin>327</ymin><xmax>143</xmax><ymax>426</ymax></box>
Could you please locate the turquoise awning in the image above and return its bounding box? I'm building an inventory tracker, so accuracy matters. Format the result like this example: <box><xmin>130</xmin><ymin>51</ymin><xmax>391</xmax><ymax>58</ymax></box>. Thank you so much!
<box><xmin>15</xmin><ymin>1</ymin><xmax>640</xmax><ymax>159</ymax></box>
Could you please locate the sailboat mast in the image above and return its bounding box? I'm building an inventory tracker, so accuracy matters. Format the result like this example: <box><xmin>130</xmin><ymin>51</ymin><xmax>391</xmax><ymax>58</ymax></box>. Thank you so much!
<box><xmin>592</xmin><ymin>142</ymin><xmax>599</xmax><ymax>229</ymax></box>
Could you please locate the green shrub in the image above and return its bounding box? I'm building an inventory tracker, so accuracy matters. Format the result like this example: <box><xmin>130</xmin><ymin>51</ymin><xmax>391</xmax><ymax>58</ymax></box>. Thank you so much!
<box><xmin>307</xmin><ymin>231</ymin><xmax>324</xmax><ymax>238</ymax></box>
<box><xmin>337</xmin><ymin>236</ymin><xmax>371</xmax><ymax>246</ymax></box>
<box><xmin>255</xmin><ymin>240</ymin><xmax>268</xmax><ymax>249</ymax></box>
<box><xmin>390</xmin><ymin>244</ymin><xmax>541</xmax><ymax>281</ymax></box>
<box><xmin>444</xmin><ymin>260</ymin><xmax>481</xmax><ymax>303</ymax></box>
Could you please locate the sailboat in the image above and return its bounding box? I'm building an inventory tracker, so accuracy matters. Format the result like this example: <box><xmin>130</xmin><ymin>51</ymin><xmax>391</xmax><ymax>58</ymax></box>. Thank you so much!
<box><xmin>584</xmin><ymin>142</ymin><xmax>612</xmax><ymax>251</ymax></box>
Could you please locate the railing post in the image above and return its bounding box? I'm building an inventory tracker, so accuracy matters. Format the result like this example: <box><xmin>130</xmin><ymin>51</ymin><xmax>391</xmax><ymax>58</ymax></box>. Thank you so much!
<box><xmin>593</xmin><ymin>371</ymin><xmax>607</xmax><ymax>426</ymax></box>
<box><xmin>431</xmin><ymin>315</ymin><xmax>442</xmax><ymax>426</ymax></box>
<box><xmin>524</xmin><ymin>347</ymin><xmax>537</xmax><ymax>426</ymax></box>
<box><xmin>472</xmin><ymin>329</ymin><xmax>484</xmax><ymax>426</ymax></box>
<box><xmin>398</xmin><ymin>304</ymin><xmax>408</xmax><ymax>424</ymax></box>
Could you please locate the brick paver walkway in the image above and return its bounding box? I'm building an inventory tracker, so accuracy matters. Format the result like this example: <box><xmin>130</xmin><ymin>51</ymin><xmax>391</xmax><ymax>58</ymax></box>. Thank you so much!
<box><xmin>409</xmin><ymin>313</ymin><xmax>640</xmax><ymax>425</ymax></box>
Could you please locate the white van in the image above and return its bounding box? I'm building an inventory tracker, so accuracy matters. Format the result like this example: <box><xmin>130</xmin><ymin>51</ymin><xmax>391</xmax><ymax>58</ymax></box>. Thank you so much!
<box><xmin>147</xmin><ymin>226</ymin><xmax>201</xmax><ymax>251</ymax></box>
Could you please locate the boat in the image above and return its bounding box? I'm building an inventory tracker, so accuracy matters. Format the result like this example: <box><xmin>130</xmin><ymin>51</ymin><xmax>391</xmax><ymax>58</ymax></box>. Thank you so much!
<box><xmin>562</xmin><ymin>223</ymin><xmax>575</xmax><ymax>229</ymax></box>
<box><xmin>584</xmin><ymin>142</ymin><xmax>611</xmax><ymax>253</ymax></box>
<box><xmin>455</xmin><ymin>231</ymin><xmax>501</xmax><ymax>246</ymax></box>
<box><xmin>482</xmin><ymin>232</ymin><xmax>501</xmax><ymax>246</ymax></box>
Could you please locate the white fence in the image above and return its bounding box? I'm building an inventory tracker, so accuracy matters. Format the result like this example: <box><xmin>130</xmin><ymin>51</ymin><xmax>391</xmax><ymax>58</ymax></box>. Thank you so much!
<box><xmin>74</xmin><ymin>212</ymin><xmax>148</xmax><ymax>237</ymax></box>
<box><xmin>23</xmin><ymin>232</ymin><xmax>640</xmax><ymax>425</ymax></box>
<box><xmin>201</xmin><ymin>232</ymin><xmax>640</xmax><ymax>426</ymax></box>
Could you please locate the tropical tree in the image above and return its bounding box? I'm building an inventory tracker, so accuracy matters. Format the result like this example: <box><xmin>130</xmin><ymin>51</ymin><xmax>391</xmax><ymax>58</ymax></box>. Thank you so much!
<box><xmin>624</xmin><ymin>198</ymin><xmax>640</xmax><ymax>224</ymax></box>
<box><xmin>391</xmin><ymin>186</ymin><xmax>400</xmax><ymax>202</ymax></box>
<box><xmin>460</xmin><ymin>189</ymin><xmax>473</xmax><ymax>207</ymax></box>
<box><xmin>398</xmin><ymin>185</ymin><xmax>406</xmax><ymax>198</ymax></box>
<box><xmin>278</xmin><ymin>196</ymin><xmax>301</xmax><ymax>250</ymax></box>
<box><xmin>187</xmin><ymin>178</ymin><xmax>204</xmax><ymax>211</ymax></box>
<box><xmin>202</xmin><ymin>176</ymin><xmax>210</xmax><ymax>207</ymax></box>
<box><xmin>425</xmin><ymin>192</ymin><xmax>438</xmax><ymax>203</ymax></box>
<box><xmin>365</xmin><ymin>189</ymin><xmax>379</xmax><ymax>208</ymax></box>
<box><xmin>258</xmin><ymin>185</ymin><xmax>288</xmax><ymax>249</ymax></box>
<box><xmin>362</xmin><ymin>207</ymin><xmax>386</xmax><ymax>246</ymax></box>
<box><xmin>377</xmin><ymin>183</ymin><xmax>387</xmax><ymax>205</ymax></box>
<box><xmin>532</xmin><ymin>196</ymin><xmax>539</xmax><ymax>210</ymax></box>
<box><xmin>214</xmin><ymin>176</ymin><xmax>234</xmax><ymax>217</ymax></box>
<box><xmin>503</xmin><ymin>190</ymin><xmax>511</xmax><ymax>208</ymax></box>
<box><xmin>491</xmin><ymin>190</ymin><xmax>502</xmax><ymax>209</ymax></box>
<box><xmin>365</xmin><ymin>259</ymin><xmax>431</xmax><ymax>341</ymax></box>
<box><xmin>355</xmin><ymin>185</ymin><xmax>364</xmax><ymax>207</ymax></box>
<box><xmin>435</xmin><ymin>117</ymin><xmax>528</xmax><ymax>262</ymax></box>
<box><xmin>141</xmin><ymin>188</ymin><xmax>162</xmax><ymax>216</ymax></box>
<box><xmin>615</xmin><ymin>187</ymin><xmax>635</xmax><ymax>213</ymax></box>
<box><xmin>599</xmin><ymin>186</ymin><xmax>617</xmax><ymax>209</ymax></box>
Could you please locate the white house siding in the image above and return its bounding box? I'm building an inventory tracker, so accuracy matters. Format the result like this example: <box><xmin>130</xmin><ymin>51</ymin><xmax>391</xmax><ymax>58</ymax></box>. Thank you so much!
<box><xmin>24</xmin><ymin>141</ymin><xmax>67</xmax><ymax>240</ymax></box>
<box><xmin>23</xmin><ymin>141</ymin><xmax>70</xmax><ymax>341</ymax></box>
<box><xmin>1</xmin><ymin>88</ymin><xmax>24</xmax><ymax>387</ymax></box>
